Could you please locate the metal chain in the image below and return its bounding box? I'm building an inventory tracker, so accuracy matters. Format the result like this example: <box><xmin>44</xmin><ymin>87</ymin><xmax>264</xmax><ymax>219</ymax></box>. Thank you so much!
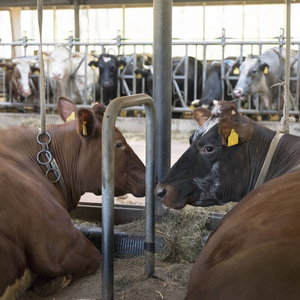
<box><xmin>36</xmin><ymin>131</ymin><xmax>61</xmax><ymax>183</ymax></box>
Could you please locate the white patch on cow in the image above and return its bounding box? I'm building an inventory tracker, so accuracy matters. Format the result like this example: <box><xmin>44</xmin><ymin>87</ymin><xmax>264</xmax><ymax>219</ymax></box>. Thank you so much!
<box><xmin>2</xmin><ymin>269</ymin><xmax>35</xmax><ymax>300</ymax></box>
<box><xmin>192</xmin><ymin>117</ymin><xmax>219</xmax><ymax>143</ymax></box>
<box><xmin>193</xmin><ymin>162</ymin><xmax>220</xmax><ymax>201</ymax></box>
<box><xmin>103</xmin><ymin>56</ymin><xmax>112</xmax><ymax>63</ymax></box>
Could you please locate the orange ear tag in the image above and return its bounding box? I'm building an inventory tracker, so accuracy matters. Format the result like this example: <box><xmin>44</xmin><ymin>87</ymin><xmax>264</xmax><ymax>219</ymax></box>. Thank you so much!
<box><xmin>66</xmin><ymin>112</ymin><xmax>76</xmax><ymax>122</ymax></box>
<box><xmin>228</xmin><ymin>129</ymin><xmax>239</xmax><ymax>147</ymax></box>
<box><xmin>82</xmin><ymin>121</ymin><xmax>87</xmax><ymax>136</ymax></box>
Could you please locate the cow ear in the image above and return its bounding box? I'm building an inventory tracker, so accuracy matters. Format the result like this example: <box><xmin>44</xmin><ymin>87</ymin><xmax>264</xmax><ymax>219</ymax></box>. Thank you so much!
<box><xmin>88</xmin><ymin>60</ymin><xmax>98</xmax><ymax>70</ymax></box>
<box><xmin>193</xmin><ymin>107</ymin><xmax>211</xmax><ymax>126</ymax></box>
<box><xmin>117</xmin><ymin>59</ymin><xmax>127</xmax><ymax>70</ymax></box>
<box><xmin>31</xmin><ymin>66</ymin><xmax>40</xmax><ymax>75</ymax></box>
<box><xmin>0</xmin><ymin>63</ymin><xmax>14</xmax><ymax>71</ymax></box>
<box><xmin>260</xmin><ymin>63</ymin><xmax>270</xmax><ymax>74</ymax></box>
<box><xmin>77</xmin><ymin>108</ymin><xmax>95</xmax><ymax>138</ymax></box>
<box><xmin>92</xmin><ymin>103</ymin><xmax>106</xmax><ymax>121</ymax></box>
<box><xmin>219</xmin><ymin>115</ymin><xmax>254</xmax><ymax>147</ymax></box>
<box><xmin>57</xmin><ymin>97</ymin><xmax>78</xmax><ymax>122</ymax></box>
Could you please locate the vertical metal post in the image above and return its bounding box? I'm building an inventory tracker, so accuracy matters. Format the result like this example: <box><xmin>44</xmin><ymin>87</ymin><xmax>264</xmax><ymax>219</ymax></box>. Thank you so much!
<box><xmin>74</xmin><ymin>0</ymin><xmax>80</xmax><ymax>52</ymax></box>
<box><xmin>102</xmin><ymin>94</ymin><xmax>156</xmax><ymax>300</ymax></box>
<box><xmin>153</xmin><ymin>0</ymin><xmax>172</xmax><ymax>216</ymax></box>
<box><xmin>281</xmin><ymin>0</ymin><xmax>291</xmax><ymax>134</ymax></box>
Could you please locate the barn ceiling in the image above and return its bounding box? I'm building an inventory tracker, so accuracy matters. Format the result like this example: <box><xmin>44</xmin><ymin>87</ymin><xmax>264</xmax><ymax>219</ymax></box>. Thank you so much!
<box><xmin>2</xmin><ymin>0</ymin><xmax>300</xmax><ymax>9</ymax></box>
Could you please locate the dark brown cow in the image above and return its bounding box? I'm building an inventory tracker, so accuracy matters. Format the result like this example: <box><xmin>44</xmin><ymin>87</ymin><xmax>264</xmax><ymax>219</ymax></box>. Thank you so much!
<box><xmin>0</xmin><ymin>58</ymin><xmax>39</xmax><ymax>102</ymax></box>
<box><xmin>155</xmin><ymin>101</ymin><xmax>300</xmax><ymax>208</ymax></box>
<box><xmin>0</xmin><ymin>97</ymin><xmax>145</xmax><ymax>299</ymax></box>
<box><xmin>186</xmin><ymin>170</ymin><xmax>300</xmax><ymax>299</ymax></box>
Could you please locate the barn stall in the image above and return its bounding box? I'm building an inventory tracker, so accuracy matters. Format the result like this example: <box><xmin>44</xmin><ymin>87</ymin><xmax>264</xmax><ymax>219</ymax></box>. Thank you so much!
<box><xmin>0</xmin><ymin>0</ymin><xmax>299</xmax><ymax>299</ymax></box>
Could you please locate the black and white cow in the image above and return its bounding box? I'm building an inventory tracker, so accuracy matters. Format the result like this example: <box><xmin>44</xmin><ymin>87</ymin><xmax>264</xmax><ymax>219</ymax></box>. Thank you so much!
<box><xmin>232</xmin><ymin>48</ymin><xmax>297</xmax><ymax>111</ymax></box>
<box><xmin>89</xmin><ymin>53</ymin><xmax>151</xmax><ymax>105</ymax></box>
<box><xmin>155</xmin><ymin>101</ymin><xmax>300</xmax><ymax>208</ymax></box>
<box><xmin>192</xmin><ymin>59</ymin><xmax>236</xmax><ymax>109</ymax></box>
<box><xmin>135</xmin><ymin>56</ymin><xmax>203</xmax><ymax>109</ymax></box>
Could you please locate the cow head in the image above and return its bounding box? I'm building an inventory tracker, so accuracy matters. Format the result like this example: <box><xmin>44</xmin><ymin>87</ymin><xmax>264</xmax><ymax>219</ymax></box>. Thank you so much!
<box><xmin>89</xmin><ymin>54</ymin><xmax>126</xmax><ymax>88</ymax></box>
<box><xmin>88</xmin><ymin>54</ymin><xmax>126</xmax><ymax>104</ymax></box>
<box><xmin>232</xmin><ymin>55</ymin><xmax>269</xmax><ymax>100</ymax></box>
<box><xmin>155</xmin><ymin>101</ymin><xmax>255</xmax><ymax>209</ymax></box>
<box><xmin>57</xmin><ymin>97</ymin><xmax>146</xmax><ymax>198</ymax></box>
<box><xmin>48</xmin><ymin>45</ymin><xmax>82</xmax><ymax>80</ymax></box>
<box><xmin>0</xmin><ymin>58</ymin><xmax>39</xmax><ymax>99</ymax></box>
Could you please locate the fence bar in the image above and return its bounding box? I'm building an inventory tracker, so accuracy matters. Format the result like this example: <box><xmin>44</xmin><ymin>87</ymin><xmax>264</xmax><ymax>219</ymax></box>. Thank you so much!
<box><xmin>102</xmin><ymin>93</ymin><xmax>156</xmax><ymax>300</ymax></box>
<box><xmin>153</xmin><ymin>0</ymin><xmax>172</xmax><ymax>216</ymax></box>
<box><xmin>282</xmin><ymin>0</ymin><xmax>291</xmax><ymax>134</ymax></box>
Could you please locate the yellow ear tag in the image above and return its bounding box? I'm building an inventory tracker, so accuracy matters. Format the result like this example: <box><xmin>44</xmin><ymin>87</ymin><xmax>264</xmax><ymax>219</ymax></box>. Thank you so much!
<box><xmin>82</xmin><ymin>121</ymin><xmax>87</xmax><ymax>136</ymax></box>
<box><xmin>34</xmin><ymin>70</ymin><xmax>40</xmax><ymax>75</ymax></box>
<box><xmin>233</xmin><ymin>67</ymin><xmax>239</xmax><ymax>75</ymax></box>
<box><xmin>66</xmin><ymin>112</ymin><xmax>76</xmax><ymax>122</ymax></box>
<box><xmin>91</xmin><ymin>65</ymin><xmax>96</xmax><ymax>70</ymax></box>
<box><xmin>136</xmin><ymin>73</ymin><xmax>142</xmax><ymax>79</ymax></box>
<box><xmin>228</xmin><ymin>129</ymin><xmax>239</xmax><ymax>147</ymax></box>
<box><xmin>1</xmin><ymin>66</ymin><xmax>7</xmax><ymax>71</ymax></box>
<box><xmin>264</xmin><ymin>66</ymin><xmax>268</xmax><ymax>74</ymax></box>
<box><xmin>119</xmin><ymin>64</ymin><xmax>124</xmax><ymax>70</ymax></box>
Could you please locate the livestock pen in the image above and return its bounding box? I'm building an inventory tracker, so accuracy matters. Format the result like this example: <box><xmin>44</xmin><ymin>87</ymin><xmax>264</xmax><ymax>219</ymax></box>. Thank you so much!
<box><xmin>1</xmin><ymin>0</ymin><xmax>300</xmax><ymax>299</ymax></box>
<box><xmin>1</xmin><ymin>30</ymin><xmax>300</xmax><ymax>116</ymax></box>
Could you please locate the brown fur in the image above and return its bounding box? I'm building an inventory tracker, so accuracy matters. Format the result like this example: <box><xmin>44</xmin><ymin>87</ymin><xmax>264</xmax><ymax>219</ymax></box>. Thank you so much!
<box><xmin>0</xmin><ymin>97</ymin><xmax>145</xmax><ymax>298</ymax></box>
<box><xmin>186</xmin><ymin>170</ymin><xmax>300</xmax><ymax>299</ymax></box>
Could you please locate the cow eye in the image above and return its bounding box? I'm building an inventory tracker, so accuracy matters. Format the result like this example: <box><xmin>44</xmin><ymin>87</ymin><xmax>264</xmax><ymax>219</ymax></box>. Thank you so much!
<box><xmin>204</xmin><ymin>146</ymin><xmax>215</xmax><ymax>153</ymax></box>
<box><xmin>115</xmin><ymin>142</ymin><xmax>123</xmax><ymax>149</ymax></box>
<box><xmin>251</xmin><ymin>68</ymin><xmax>257</xmax><ymax>74</ymax></box>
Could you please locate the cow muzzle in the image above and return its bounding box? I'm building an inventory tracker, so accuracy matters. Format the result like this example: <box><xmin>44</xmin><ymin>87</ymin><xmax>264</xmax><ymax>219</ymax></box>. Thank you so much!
<box><xmin>21</xmin><ymin>88</ymin><xmax>31</xmax><ymax>97</ymax></box>
<box><xmin>233</xmin><ymin>87</ymin><xmax>246</xmax><ymax>100</ymax></box>
<box><xmin>155</xmin><ymin>183</ymin><xmax>185</xmax><ymax>209</ymax></box>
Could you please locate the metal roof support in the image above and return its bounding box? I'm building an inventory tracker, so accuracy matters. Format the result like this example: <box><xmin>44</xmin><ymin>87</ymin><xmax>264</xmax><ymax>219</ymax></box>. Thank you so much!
<box><xmin>74</xmin><ymin>0</ymin><xmax>80</xmax><ymax>52</ymax></box>
<box><xmin>153</xmin><ymin>0</ymin><xmax>172</xmax><ymax>216</ymax></box>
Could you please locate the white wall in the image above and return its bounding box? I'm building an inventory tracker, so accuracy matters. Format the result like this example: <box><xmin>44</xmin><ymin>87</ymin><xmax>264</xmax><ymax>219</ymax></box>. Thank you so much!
<box><xmin>1</xmin><ymin>4</ymin><xmax>300</xmax><ymax>59</ymax></box>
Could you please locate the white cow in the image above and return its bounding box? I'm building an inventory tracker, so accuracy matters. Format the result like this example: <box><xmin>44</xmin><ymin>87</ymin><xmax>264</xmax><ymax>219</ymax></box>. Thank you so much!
<box><xmin>46</xmin><ymin>45</ymin><xmax>99</xmax><ymax>104</ymax></box>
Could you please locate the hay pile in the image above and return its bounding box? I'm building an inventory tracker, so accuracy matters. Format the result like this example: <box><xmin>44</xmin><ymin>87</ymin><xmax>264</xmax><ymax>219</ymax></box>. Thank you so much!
<box><xmin>116</xmin><ymin>206</ymin><xmax>213</xmax><ymax>263</ymax></box>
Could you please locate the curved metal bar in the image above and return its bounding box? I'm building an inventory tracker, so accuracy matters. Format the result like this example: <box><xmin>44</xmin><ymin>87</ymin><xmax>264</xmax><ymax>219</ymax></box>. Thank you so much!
<box><xmin>101</xmin><ymin>93</ymin><xmax>156</xmax><ymax>300</ymax></box>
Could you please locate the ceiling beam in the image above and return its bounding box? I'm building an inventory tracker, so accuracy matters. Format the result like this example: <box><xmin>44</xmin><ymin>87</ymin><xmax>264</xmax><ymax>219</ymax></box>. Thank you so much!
<box><xmin>0</xmin><ymin>0</ymin><xmax>299</xmax><ymax>9</ymax></box>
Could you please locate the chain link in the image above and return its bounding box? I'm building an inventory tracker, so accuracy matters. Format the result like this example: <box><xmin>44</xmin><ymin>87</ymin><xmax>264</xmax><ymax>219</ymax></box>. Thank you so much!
<box><xmin>36</xmin><ymin>131</ymin><xmax>61</xmax><ymax>183</ymax></box>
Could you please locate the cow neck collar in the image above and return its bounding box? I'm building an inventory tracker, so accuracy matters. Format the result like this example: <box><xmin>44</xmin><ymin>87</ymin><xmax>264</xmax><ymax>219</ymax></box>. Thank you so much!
<box><xmin>36</xmin><ymin>129</ymin><xmax>71</xmax><ymax>212</ymax></box>
<box><xmin>254</xmin><ymin>131</ymin><xmax>284</xmax><ymax>189</ymax></box>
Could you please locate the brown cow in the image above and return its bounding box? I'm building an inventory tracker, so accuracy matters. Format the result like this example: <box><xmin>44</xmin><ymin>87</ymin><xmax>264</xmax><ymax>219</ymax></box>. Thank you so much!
<box><xmin>0</xmin><ymin>57</ymin><xmax>40</xmax><ymax>102</ymax></box>
<box><xmin>186</xmin><ymin>169</ymin><xmax>300</xmax><ymax>299</ymax></box>
<box><xmin>0</xmin><ymin>97</ymin><xmax>145</xmax><ymax>299</ymax></box>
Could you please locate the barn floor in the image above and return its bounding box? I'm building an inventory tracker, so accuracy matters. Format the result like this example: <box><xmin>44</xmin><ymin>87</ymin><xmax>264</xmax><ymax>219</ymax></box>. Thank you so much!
<box><xmin>20</xmin><ymin>257</ymin><xmax>192</xmax><ymax>300</ymax></box>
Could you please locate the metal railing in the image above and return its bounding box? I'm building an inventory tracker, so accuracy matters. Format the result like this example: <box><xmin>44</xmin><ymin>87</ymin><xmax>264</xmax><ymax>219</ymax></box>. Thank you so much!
<box><xmin>0</xmin><ymin>30</ymin><xmax>299</xmax><ymax>116</ymax></box>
